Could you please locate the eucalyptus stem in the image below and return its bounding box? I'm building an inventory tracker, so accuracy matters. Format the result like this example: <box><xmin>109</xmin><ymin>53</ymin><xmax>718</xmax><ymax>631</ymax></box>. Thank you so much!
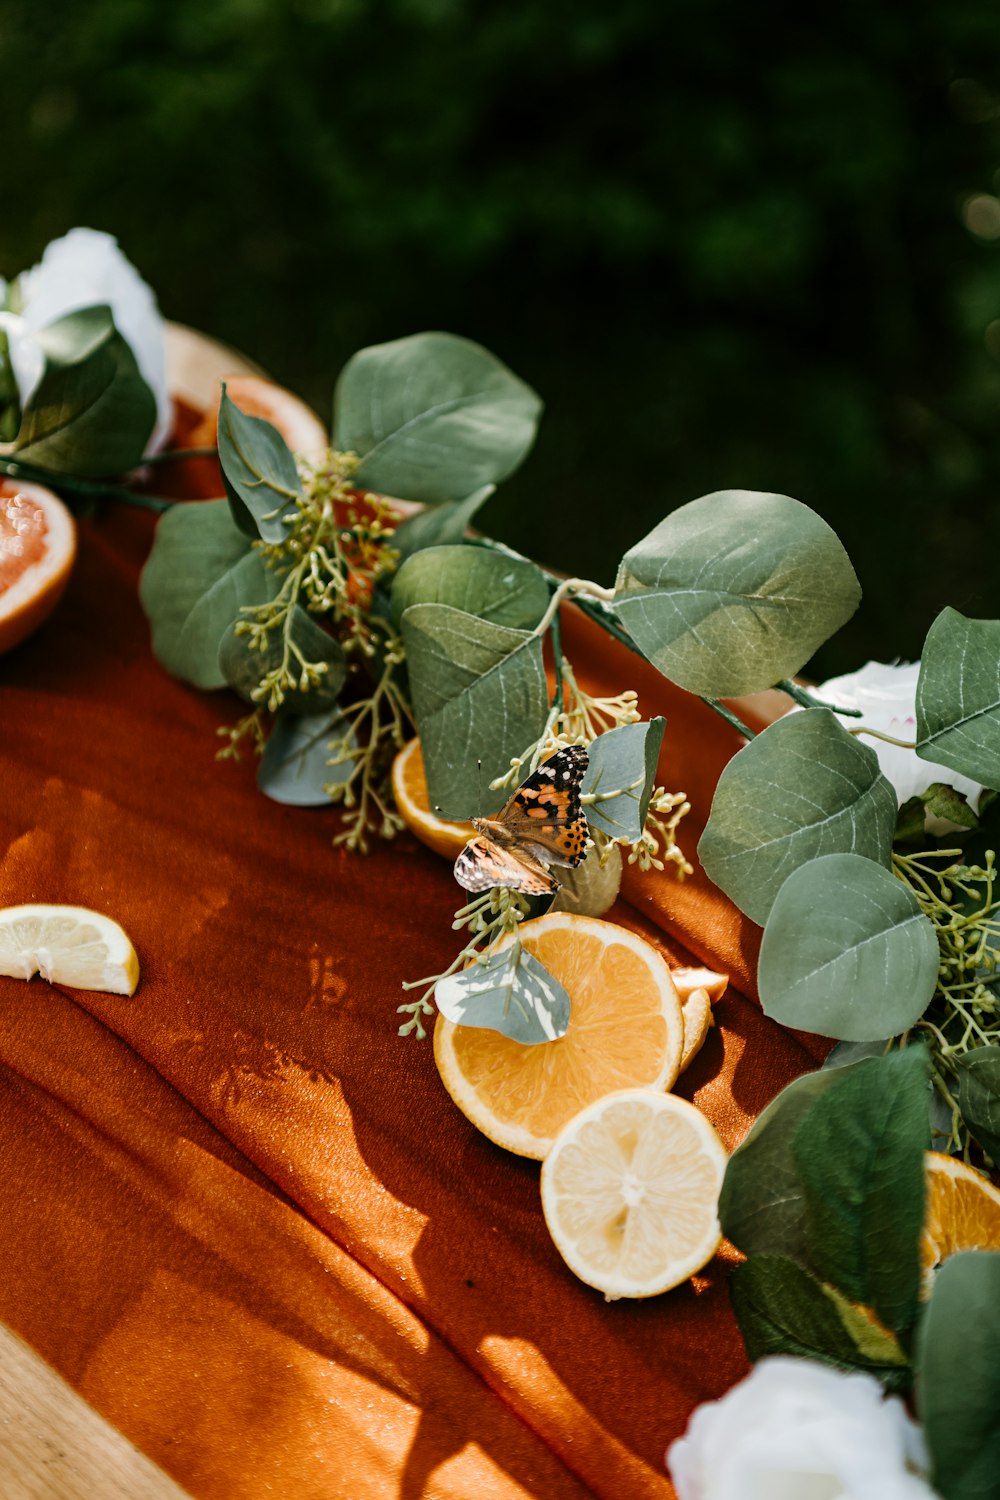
<box><xmin>0</xmin><ymin>455</ymin><xmax>177</xmax><ymax>510</ymax></box>
<box><xmin>777</xmin><ymin>678</ymin><xmax>863</xmax><ymax>717</ymax></box>
<box><xmin>140</xmin><ymin>447</ymin><xmax>219</xmax><ymax>465</ymax></box>
<box><xmin>703</xmin><ymin>697</ymin><xmax>755</xmax><ymax>739</ymax></box>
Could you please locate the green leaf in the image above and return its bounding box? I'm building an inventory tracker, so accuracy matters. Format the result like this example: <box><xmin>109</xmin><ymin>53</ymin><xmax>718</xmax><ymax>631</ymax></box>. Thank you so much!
<box><xmin>924</xmin><ymin>782</ymin><xmax>979</xmax><ymax>830</ymax></box>
<box><xmin>955</xmin><ymin>1047</ymin><xmax>1000</xmax><ymax>1162</ymax></box>
<box><xmin>435</xmin><ymin>944</ymin><xmax>571</xmax><ymax>1044</ymax></box>
<box><xmin>257</xmin><ymin>708</ymin><xmax>354</xmax><ymax>806</ymax></box>
<box><xmin>719</xmin><ymin>1064</ymin><xmax>847</xmax><ymax>1268</ymax></box>
<box><xmin>139</xmin><ymin>499</ymin><xmax>272</xmax><ymax>689</ymax></box>
<box><xmin>334</xmin><ymin>332</ymin><xmax>542</xmax><ymax>503</ymax></box>
<box><xmin>217</xmin><ymin>385</ymin><xmax>304</xmax><ymax>541</ymax></box>
<box><xmin>916</xmin><ymin>1252</ymin><xmax>1000</xmax><ymax>1500</ymax></box>
<box><xmin>217</xmin><ymin>607</ymin><xmax>346</xmax><ymax>712</ymax></box>
<box><xmin>791</xmin><ymin>1045</ymin><xmax>930</xmax><ymax>1334</ymax></box>
<box><xmin>730</xmin><ymin>1255</ymin><xmax>909</xmax><ymax>1390</ymax></box>
<box><xmin>581</xmin><ymin>718</ymin><xmax>666</xmax><ymax>842</ymax></box>
<box><xmin>758</xmin><ymin>852</ymin><xmax>940</xmax><ymax>1041</ymax></box>
<box><xmin>391</xmin><ymin>543</ymin><xmax>549</xmax><ymax>630</ymax></box>
<box><xmin>391</xmin><ymin>486</ymin><xmax>495</xmax><ymax>560</ymax></box>
<box><xmin>823</xmin><ymin>1040</ymin><xmax>953</xmax><ymax>1148</ymax></box>
<box><xmin>698</xmin><ymin>709</ymin><xmax>898</xmax><ymax>924</ymax></box>
<box><xmin>13</xmin><ymin>305</ymin><xmax>156</xmax><ymax>476</ymax></box>
<box><xmin>401</xmin><ymin>602</ymin><xmax>549</xmax><ymax>819</ymax></box>
<box><xmin>613</xmin><ymin>490</ymin><xmax>861</xmax><ymax>696</ymax></box>
<box><xmin>916</xmin><ymin>609</ymin><xmax>1000</xmax><ymax>791</ymax></box>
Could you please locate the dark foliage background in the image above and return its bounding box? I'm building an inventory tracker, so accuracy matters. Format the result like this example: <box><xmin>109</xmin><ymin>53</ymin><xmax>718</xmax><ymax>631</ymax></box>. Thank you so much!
<box><xmin>4</xmin><ymin>0</ymin><xmax>1000</xmax><ymax>673</ymax></box>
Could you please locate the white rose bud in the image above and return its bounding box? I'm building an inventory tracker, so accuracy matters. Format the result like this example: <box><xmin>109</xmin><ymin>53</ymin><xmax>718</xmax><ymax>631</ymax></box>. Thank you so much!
<box><xmin>0</xmin><ymin>227</ymin><xmax>170</xmax><ymax>455</ymax></box>
<box><xmin>668</xmin><ymin>1357</ymin><xmax>939</xmax><ymax>1500</ymax></box>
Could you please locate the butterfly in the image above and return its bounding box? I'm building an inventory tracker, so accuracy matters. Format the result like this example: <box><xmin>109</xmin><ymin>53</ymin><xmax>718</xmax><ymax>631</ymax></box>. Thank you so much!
<box><xmin>453</xmin><ymin>744</ymin><xmax>590</xmax><ymax>895</ymax></box>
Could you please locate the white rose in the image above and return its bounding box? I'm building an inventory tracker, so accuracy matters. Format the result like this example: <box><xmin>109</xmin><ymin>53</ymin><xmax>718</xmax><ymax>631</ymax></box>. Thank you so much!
<box><xmin>667</xmin><ymin>1357</ymin><xmax>938</xmax><ymax>1500</ymax></box>
<box><xmin>806</xmin><ymin>660</ymin><xmax>985</xmax><ymax>813</ymax></box>
<box><xmin>0</xmin><ymin>227</ymin><xmax>170</xmax><ymax>455</ymax></box>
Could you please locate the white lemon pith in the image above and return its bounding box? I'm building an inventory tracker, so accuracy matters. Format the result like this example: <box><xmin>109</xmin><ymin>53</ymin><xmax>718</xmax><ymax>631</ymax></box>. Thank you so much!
<box><xmin>541</xmin><ymin>1089</ymin><xmax>727</xmax><ymax>1299</ymax></box>
<box><xmin>0</xmin><ymin>904</ymin><xmax>139</xmax><ymax>995</ymax></box>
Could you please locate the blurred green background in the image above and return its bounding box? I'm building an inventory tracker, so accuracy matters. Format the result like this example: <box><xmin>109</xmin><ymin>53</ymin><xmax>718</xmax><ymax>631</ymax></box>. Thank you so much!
<box><xmin>4</xmin><ymin>0</ymin><xmax>1000</xmax><ymax>674</ymax></box>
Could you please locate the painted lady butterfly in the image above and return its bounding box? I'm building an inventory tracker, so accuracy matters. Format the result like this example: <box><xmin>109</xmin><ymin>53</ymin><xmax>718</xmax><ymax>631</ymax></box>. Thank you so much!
<box><xmin>453</xmin><ymin>745</ymin><xmax>590</xmax><ymax>895</ymax></box>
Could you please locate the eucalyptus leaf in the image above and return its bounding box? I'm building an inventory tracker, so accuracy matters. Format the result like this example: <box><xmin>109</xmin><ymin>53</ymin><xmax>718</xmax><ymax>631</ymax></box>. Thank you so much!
<box><xmin>257</xmin><ymin>708</ymin><xmax>354</xmax><ymax>806</ymax></box>
<box><xmin>758</xmin><ymin>852</ymin><xmax>940</xmax><ymax>1041</ymax></box>
<box><xmin>217</xmin><ymin>385</ymin><xmax>304</xmax><ymax>541</ymax></box>
<box><xmin>730</xmin><ymin>1255</ymin><xmax>909</xmax><ymax>1389</ymax></box>
<box><xmin>916</xmin><ymin>608</ymin><xmax>1000</xmax><ymax>790</ymax></box>
<box><xmin>435</xmin><ymin>945</ymin><xmax>570</xmax><ymax>1044</ymax></box>
<box><xmin>391</xmin><ymin>485</ymin><xmax>495</xmax><ymax>560</ymax></box>
<box><xmin>955</xmin><ymin>1046</ymin><xmax>1000</xmax><ymax>1162</ymax></box>
<box><xmin>581</xmin><ymin>718</ymin><xmax>665</xmax><ymax>842</ymax></box>
<box><xmin>791</xmin><ymin>1043</ymin><xmax>930</xmax><ymax>1334</ymax></box>
<box><xmin>401</xmin><ymin>602</ymin><xmax>549</xmax><ymax>818</ymax></box>
<box><xmin>613</xmin><ymin>490</ymin><xmax>861</xmax><ymax>696</ymax></box>
<box><xmin>14</xmin><ymin>305</ymin><xmax>156</xmax><ymax>476</ymax></box>
<box><xmin>334</xmin><ymin>332</ymin><xmax>542</xmax><ymax>502</ymax></box>
<box><xmin>916</xmin><ymin>1252</ymin><xmax>1000</xmax><ymax>1500</ymax></box>
<box><xmin>698</xmin><ymin>709</ymin><xmax>898</xmax><ymax>925</ymax></box>
<box><xmin>218</xmin><ymin>607</ymin><xmax>346</xmax><ymax>712</ymax></box>
<box><xmin>822</xmin><ymin>1040</ymin><xmax>953</xmax><ymax>1148</ymax></box>
<box><xmin>139</xmin><ymin>499</ymin><xmax>272</xmax><ymax>688</ymax></box>
<box><xmin>391</xmin><ymin>543</ymin><xmax>549</xmax><ymax>629</ymax></box>
<box><xmin>719</xmin><ymin>1065</ymin><xmax>848</xmax><ymax>1269</ymax></box>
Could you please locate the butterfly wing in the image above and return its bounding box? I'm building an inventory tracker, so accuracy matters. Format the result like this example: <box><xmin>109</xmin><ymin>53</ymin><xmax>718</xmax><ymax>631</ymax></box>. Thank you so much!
<box><xmin>453</xmin><ymin>836</ymin><xmax>559</xmax><ymax>895</ymax></box>
<box><xmin>496</xmin><ymin>744</ymin><xmax>590</xmax><ymax>869</ymax></box>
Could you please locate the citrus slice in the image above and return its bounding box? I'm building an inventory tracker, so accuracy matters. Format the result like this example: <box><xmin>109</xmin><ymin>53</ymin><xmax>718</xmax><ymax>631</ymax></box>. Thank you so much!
<box><xmin>392</xmin><ymin>738</ymin><xmax>475</xmax><ymax>860</ymax></box>
<box><xmin>921</xmin><ymin>1150</ymin><xmax>1000</xmax><ymax>1297</ymax></box>
<box><xmin>541</xmin><ymin>1088</ymin><xmax>727</xmax><ymax>1298</ymax></box>
<box><xmin>0</xmin><ymin>904</ymin><xmax>139</xmax><ymax>995</ymax></box>
<box><xmin>434</xmin><ymin>913</ymin><xmax>684</xmax><ymax>1159</ymax></box>
<box><xmin>0</xmin><ymin>482</ymin><xmax>76</xmax><ymax>655</ymax></box>
<box><xmin>188</xmin><ymin>375</ymin><xmax>329</xmax><ymax>460</ymax></box>
<box><xmin>678</xmin><ymin>987</ymin><xmax>714</xmax><ymax>1073</ymax></box>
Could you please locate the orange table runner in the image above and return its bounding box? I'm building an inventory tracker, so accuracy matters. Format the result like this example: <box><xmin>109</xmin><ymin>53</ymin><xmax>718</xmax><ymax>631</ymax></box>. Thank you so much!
<box><xmin>0</xmin><ymin>481</ymin><xmax>826</xmax><ymax>1499</ymax></box>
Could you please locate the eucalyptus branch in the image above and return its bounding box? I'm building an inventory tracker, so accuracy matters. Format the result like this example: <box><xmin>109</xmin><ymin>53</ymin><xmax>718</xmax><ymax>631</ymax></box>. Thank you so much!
<box><xmin>398</xmin><ymin>888</ymin><xmax>531</xmax><ymax>1038</ymax></box>
<box><xmin>0</xmin><ymin>455</ymin><xmax>177</xmax><ymax>510</ymax></box>
<box><xmin>777</xmin><ymin>678</ymin><xmax>863</xmax><ymax>718</ymax></box>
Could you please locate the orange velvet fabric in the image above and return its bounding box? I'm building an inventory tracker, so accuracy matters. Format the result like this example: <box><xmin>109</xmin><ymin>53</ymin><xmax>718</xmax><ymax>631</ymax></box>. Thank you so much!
<box><xmin>0</xmin><ymin>432</ymin><xmax>827</xmax><ymax>1499</ymax></box>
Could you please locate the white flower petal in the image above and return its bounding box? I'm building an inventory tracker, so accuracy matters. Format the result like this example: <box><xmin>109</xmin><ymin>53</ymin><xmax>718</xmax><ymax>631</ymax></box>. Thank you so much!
<box><xmin>9</xmin><ymin>227</ymin><xmax>170</xmax><ymax>455</ymax></box>
<box><xmin>667</xmin><ymin>1358</ymin><xmax>938</xmax><ymax>1500</ymax></box>
<box><xmin>807</xmin><ymin>660</ymin><xmax>985</xmax><ymax>814</ymax></box>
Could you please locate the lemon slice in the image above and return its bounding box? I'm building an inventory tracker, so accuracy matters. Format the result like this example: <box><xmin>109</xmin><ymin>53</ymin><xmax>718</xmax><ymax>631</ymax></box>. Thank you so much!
<box><xmin>540</xmin><ymin>1088</ymin><xmax>727</xmax><ymax>1299</ymax></box>
<box><xmin>0</xmin><ymin>904</ymin><xmax>139</xmax><ymax>995</ymax></box>
<box><xmin>434</xmin><ymin>913</ymin><xmax>684</xmax><ymax>1160</ymax></box>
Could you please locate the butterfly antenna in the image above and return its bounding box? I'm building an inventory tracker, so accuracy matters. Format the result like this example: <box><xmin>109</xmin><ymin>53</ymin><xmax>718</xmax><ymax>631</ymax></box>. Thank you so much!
<box><xmin>477</xmin><ymin>759</ymin><xmax>483</xmax><ymax>818</ymax></box>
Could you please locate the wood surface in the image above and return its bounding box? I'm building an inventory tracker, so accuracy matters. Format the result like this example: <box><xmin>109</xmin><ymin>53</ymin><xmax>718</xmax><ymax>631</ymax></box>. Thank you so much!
<box><xmin>0</xmin><ymin>1322</ymin><xmax>192</xmax><ymax>1499</ymax></box>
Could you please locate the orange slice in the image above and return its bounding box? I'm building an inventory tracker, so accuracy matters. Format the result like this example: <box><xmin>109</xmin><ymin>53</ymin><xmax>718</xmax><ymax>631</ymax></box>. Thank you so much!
<box><xmin>433</xmin><ymin>912</ymin><xmax>684</xmax><ymax>1159</ymax></box>
<box><xmin>921</xmin><ymin>1151</ymin><xmax>1000</xmax><ymax>1297</ymax></box>
<box><xmin>188</xmin><ymin>375</ymin><xmax>329</xmax><ymax>460</ymax></box>
<box><xmin>391</xmin><ymin>737</ymin><xmax>475</xmax><ymax>860</ymax></box>
<box><xmin>541</xmin><ymin>1088</ymin><xmax>727</xmax><ymax>1298</ymax></box>
<box><xmin>0</xmin><ymin>481</ymin><xmax>76</xmax><ymax>655</ymax></box>
<box><xmin>0</xmin><ymin>904</ymin><xmax>139</xmax><ymax>995</ymax></box>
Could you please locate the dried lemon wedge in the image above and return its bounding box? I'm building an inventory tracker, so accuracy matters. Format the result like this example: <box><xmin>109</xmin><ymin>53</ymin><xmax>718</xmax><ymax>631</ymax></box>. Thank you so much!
<box><xmin>541</xmin><ymin>1088</ymin><xmax>727</xmax><ymax>1299</ymax></box>
<box><xmin>0</xmin><ymin>904</ymin><xmax>139</xmax><ymax>995</ymax></box>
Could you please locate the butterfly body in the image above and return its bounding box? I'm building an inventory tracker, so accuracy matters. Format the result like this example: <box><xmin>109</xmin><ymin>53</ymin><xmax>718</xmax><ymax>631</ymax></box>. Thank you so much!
<box><xmin>453</xmin><ymin>745</ymin><xmax>590</xmax><ymax>895</ymax></box>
